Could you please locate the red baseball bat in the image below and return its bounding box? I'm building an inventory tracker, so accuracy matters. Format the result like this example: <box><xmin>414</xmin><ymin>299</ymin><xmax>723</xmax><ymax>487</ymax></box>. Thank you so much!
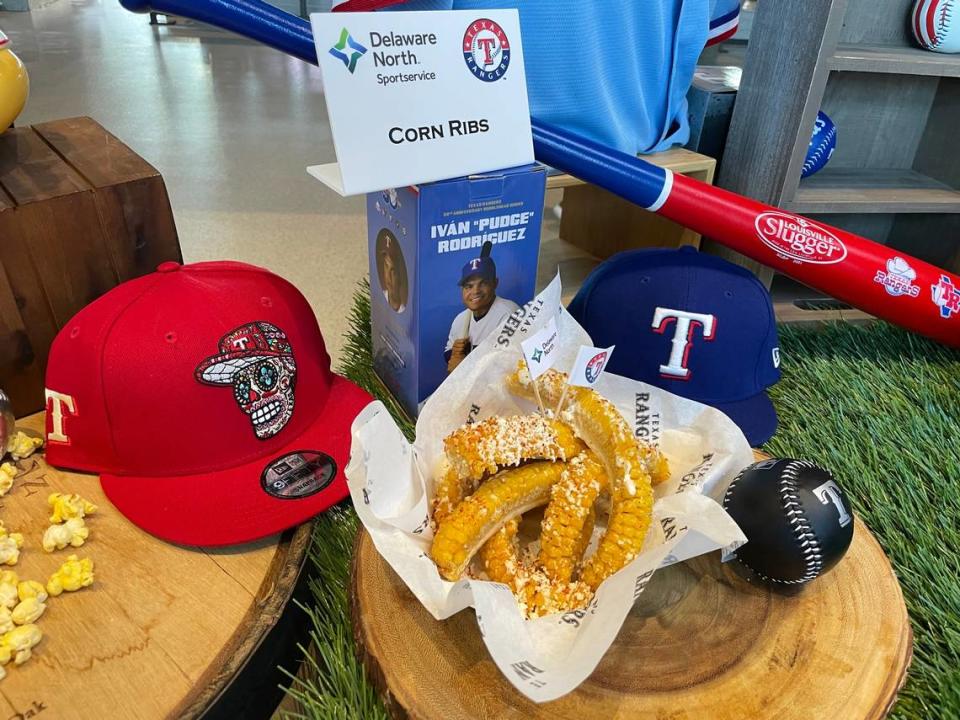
<box><xmin>118</xmin><ymin>0</ymin><xmax>960</xmax><ymax>348</ymax></box>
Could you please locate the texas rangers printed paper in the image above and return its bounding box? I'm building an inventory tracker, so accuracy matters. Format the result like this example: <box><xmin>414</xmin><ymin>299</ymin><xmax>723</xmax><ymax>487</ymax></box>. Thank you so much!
<box><xmin>345</xmin><ymin>275</ymin><xmax>754</xmax><ymax>702</ymax></box>
<box><xmin>309</xmin><ymin>10</ymin><xmax>533</xmax><ymax>195</ymax></box>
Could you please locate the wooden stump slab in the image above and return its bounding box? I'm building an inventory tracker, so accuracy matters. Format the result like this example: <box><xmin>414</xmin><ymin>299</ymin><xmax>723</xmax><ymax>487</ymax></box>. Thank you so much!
<box><xmin>0</xmin><ymin>116</ymin><xmax>181</xmax><ymax>418</ymax></box>
<box><xmin>351</xmin><ymin>455</ymin><xmax>912</xmax><ymax>719</ymax></box>
<box><xmin>0</xmin><ymin>414</ymin><xmax>311</xmax><ymax>720</ymax></box>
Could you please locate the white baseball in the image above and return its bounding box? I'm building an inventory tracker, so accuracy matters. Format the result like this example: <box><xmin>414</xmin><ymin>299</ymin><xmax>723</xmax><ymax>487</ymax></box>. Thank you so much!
<box><xmin>912</xmin><ymin>0</ymin><xmax>960</xmax><ymax>53</ymax></box>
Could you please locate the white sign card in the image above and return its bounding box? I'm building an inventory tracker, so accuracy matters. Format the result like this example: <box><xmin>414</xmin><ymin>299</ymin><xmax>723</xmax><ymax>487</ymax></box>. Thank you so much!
<box><xmin>308</xmin><ymin>10</ymin><xmax>534</xmax><ymax>196</ymax></box>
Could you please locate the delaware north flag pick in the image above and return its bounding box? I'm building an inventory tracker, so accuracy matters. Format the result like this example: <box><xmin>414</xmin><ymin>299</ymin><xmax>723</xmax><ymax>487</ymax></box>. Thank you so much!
<box><xmin>520</xmin><ymin>317</ymin><xmax>560</xmax><ymax>379</ymax></box>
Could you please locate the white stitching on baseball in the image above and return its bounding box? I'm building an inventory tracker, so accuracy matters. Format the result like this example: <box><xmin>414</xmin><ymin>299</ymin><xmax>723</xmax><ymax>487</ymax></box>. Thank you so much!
<box><xmin>722</xmin><ymin>465</ymin><xmax>748</xmax><ymax>510</ymax></box>
<box><xmin>734</xmin><ymin>460</ymin><xmax>825</xmax><ymax>585</ymax></box>
<box><xmin>803</xmin><ymin>122</ymin><xmax>836</xmax><ymax>176</ymax></box>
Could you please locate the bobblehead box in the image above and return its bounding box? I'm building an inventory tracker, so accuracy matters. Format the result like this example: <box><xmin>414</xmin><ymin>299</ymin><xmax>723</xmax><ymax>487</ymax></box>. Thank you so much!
<box><xmin>368</xmin><ymin>164</ymin><xmax>546</xmax><ymax>418</ymax></box>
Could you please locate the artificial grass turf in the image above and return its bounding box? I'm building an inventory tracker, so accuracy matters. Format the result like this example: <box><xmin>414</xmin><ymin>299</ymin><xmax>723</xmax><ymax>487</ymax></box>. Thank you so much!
<box><xmin>282</xmin><ymin>282</ymin><xmax>960</xmax><ymax>720</ymax></box>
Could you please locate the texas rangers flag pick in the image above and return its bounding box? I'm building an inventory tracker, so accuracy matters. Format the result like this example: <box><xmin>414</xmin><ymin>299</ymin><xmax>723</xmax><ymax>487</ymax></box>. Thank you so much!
<box><xmin>520</xmin><ymin>316</ymin><xmax>560</xmax><ymax>414</ymax></box>
<box><xmin>556</xmin><ymin>345</ymin><xmax>615</xmax><ymax>414</ymax></box>
<box><xmin>569</xmin><ymin>345</ymin><xmax>615</xmax><ymax>388</ymax></box>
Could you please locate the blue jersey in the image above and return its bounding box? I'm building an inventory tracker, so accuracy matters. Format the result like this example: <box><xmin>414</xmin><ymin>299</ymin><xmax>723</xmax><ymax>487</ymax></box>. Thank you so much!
<box><xmin>334</xmin><ymin>0</ymin><xmax>740</xmax><ymax>154</ymax></box>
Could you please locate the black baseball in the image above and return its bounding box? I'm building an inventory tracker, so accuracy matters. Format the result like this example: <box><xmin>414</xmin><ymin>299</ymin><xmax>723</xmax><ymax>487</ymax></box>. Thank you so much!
<box><xmin>723</xmin><ymin>458</ymin><xmax>854</xmax><ymax>585</ymax></box>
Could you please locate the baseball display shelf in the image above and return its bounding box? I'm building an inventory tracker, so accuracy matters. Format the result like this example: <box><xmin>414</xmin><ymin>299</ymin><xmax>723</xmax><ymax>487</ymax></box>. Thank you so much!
<box><xmin>350</xmin><ymin>455</ymin><xmax>911</xmax><ymax>719</ymax></box>
<box><xmin>718</xmin><ymin>0</ymin><xmax>960</xmax><ymax>307</ymax></box>
<box><xmin>0</xmin><ymin>414</ymin><xmax>313</xmax><ymax>720</ymax></box>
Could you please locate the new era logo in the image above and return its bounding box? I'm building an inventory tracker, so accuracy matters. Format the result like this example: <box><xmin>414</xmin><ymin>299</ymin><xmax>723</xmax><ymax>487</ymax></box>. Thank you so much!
<box><xmin>329</xmin><ymin>28</ymin><xmax>367</xmax><ymax>74</ymax></box>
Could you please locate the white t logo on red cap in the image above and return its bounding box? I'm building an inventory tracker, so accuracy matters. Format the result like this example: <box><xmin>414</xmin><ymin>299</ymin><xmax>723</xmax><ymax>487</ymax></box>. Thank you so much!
<box><xmin>45</xmin><ymin>389</ymin><xmax>77</xmax><ymax>444</ymax></box>
<box><xmin>651</xmin><ymin>307</ymin><xmax>717</xmax><ymax>380</ymax></box>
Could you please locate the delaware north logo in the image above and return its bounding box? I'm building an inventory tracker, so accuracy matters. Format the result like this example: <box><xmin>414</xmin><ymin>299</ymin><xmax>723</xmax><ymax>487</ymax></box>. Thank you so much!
<box><xmin>463</xmin><ymin>19</ymin><xmax>510</xmax><ymax>82</ymax></box>
<box><xmin>330</xmin><ymin>28</ymin><xmax>368</xmax><ymax>74</ymax></box>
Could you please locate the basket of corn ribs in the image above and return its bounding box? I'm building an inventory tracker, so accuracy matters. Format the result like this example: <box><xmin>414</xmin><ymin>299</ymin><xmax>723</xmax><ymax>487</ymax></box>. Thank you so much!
<box><xmin>346</xmin><ymin>275</ymin><xmax>754</xmax><ymax>702</ymax></box>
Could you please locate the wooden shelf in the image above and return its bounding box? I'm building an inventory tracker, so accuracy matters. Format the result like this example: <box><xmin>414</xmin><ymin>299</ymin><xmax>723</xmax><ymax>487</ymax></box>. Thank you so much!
<box><xmin>830</xmin><ymin>43</ymin><xmax>960</xmax><ymax>77</ymax></box>
<box><xmin>546</xmin><ymin>147</ymin><xmax>715</xmax><ymax>190</ymax></box>
<box><xmin>785</xmin><ymin>168</ymin><xmax>960</xmax><ymax>214</ymax></box>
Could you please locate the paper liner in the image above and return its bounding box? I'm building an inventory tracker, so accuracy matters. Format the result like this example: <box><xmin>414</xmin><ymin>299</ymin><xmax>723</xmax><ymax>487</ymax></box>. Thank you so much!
<box><xmin>346</xmin><ymin>275</ymin><xmax>753</xmax><ymax>702</ymax></box>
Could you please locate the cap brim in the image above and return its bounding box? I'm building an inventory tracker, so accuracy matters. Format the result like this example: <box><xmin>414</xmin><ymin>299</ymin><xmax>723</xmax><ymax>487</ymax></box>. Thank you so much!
<box><xmin>711</xmin><ymin>391</ymin><xmax>778</xmax><ymax>447</ymax></box>
<box><xmin>100</xmin><ymin>375</ymin><xmax>372</xmax><ymax>546</ymax></box>
<box><xmin>458</xmin><ymin>273</ymin><xmax>494</xmax><ymax>286</ymax></box>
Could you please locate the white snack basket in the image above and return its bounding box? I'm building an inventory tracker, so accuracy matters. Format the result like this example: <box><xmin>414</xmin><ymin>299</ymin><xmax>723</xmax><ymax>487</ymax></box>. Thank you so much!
<box><xmin>345</xmin><ymin>275</ymin><xmax>753</xmax><ymax>702</ymax></box>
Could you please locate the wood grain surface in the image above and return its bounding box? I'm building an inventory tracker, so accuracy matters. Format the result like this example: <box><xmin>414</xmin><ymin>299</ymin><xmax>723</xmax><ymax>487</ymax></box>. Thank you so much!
<box><xmin>0</xmin><ymin>117</ymin><xmax>181</xmax><ymax>418</ymax></box>
<box><xmin>0</xmin><ymin>414</ymin><xmax>312</xmax><ymax>720</ymax></box>
<box><xmin>351</xmin><ymin>453</ymin><xmax>912</xmax><ymax>720</ymax></box>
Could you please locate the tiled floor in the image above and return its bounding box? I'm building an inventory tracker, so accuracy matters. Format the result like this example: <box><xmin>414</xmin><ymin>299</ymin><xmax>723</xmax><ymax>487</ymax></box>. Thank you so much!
<box><xmin>3</xmin><ymin>0</ymin><xmax>367</xmax><ymax>362</ymax></box>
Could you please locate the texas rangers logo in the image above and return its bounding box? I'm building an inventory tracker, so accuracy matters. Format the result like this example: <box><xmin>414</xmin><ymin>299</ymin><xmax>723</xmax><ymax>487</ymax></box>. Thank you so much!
<box><xmin>652</xmin><ymin>308</ymin><xmax>717</xmax><ymax>380</ymax></box>
<box><xmin>932</xmin><ymin>275</ymin><xmax>960</xmax><ymax>319</ymax></box>
<box><xmin>874</xmin><ymin>256</ymin><xmax>920</xmax><ymax>298</ymax></box>
<box><xmin>195</xmin><ymin>322</ymin><xmax>297</xmax><ymax>439</ymax></box>
<box><xmin>463</xmin><ymin>19</ymin><xmax>510</xmax><ymax>82</ymax></box>
<box><xmin>585</xmin><ymin>351</ymin><xmax>608</xmax><ymax>384</ymax></box>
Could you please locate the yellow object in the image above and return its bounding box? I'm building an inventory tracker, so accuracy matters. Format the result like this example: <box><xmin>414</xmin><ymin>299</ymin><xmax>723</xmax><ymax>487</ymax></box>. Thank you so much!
<box><xmin>0</xmin><ymin>608</ymin><xmax>12</xmax><ymax>635</ymax></box>
<box><xmin>0</xmin><ymin>572</ymin><xmax>18</xmax><ymax>612</ymax></box>
<box><xmin>0</xmin><ymin>624</ymin><xmax>42</xmax><ymax>666</ymax></box>
<box><xmin>0</xmin><ymin>31</ymin><xmax>29</xmax><ymax>132</ymax></box>
<box><xmin>0</xmin><ymin>585</ymin><xmax>15</xmax><ymax>611</ymax></box>
<box><xmin>507</xmin><ymin>367</ymin><xmax>657</xmax><ymax>591</ymax></box>
<box><xmin>6</xmin><ymin>431</ymin><xmax>42</xmax><ymax>461</ymax></box>
<box><xmin>0</xmin><ymin>523</ymin><xmax>23</xmax><ymax>567</ymax></box>
<box><xmin>48</xmin><ymin>492</ymin><xmax>98</xmax><ymax>524</ymax></box>
<box><xmin>17</xmin><ymin>580</ymin><xmax>46</xmax><ymax>604</ymax></box>
<box><xmin>430</xmin><ymin>461</ymin><xmax>564</xmax><ymax>581</ymax></box>
<box><xmin>42</xmin><ymin>517</ymin><xmax>89</xmax><ymax>552</ymax></box>
<box><xmin>479</xmin><ymin>517</ymin><xmax>521</xmax><ymax>586</ymax></box>
<box><xmin>433</xmin><ymin>415</ymin><xmax>584</xmax><ymax>522</ymax></box>
<box><xmin>0</xmin><ymin>463</ymin><xmax>16</xmax><ymax>497</ymax></box>
<box><xmin>46</xmin><ymin>554</ymin><xmax>94</xmax><ymax>596</ymax></box>
<box><xmin>538</xmin><ymin>451</ymin><xmax>608</xmax><ymax>584</ymax></box>
<box><xmin>10</xmin><ymin>597</ymin><xmax>44</xmax><ymax>625</ymax></box>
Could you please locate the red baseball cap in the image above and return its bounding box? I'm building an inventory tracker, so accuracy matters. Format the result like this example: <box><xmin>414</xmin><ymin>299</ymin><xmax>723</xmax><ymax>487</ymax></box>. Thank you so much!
<box><xmin>43</xmin><ymin>260</ymin><xmax>371</xmax><ymax>546</ymax></box>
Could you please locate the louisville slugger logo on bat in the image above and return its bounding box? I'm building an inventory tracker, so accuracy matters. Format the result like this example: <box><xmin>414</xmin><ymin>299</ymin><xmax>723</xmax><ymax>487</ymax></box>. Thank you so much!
<box><xmin>754</xmin><ymin>212</ymin><xmax>847</xmax><ymax>265</ymax></box>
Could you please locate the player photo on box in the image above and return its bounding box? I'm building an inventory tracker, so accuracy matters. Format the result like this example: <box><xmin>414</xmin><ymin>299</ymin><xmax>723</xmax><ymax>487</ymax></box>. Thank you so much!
<box><xmin>375</xmin><ymin>228</ymin><xmax>410</xmax><ymax>313</ymax></box>
<box><xmin>368</xmin><ymin>165</ymin><xmax>545</xmax><ymax>418</ymax></box>
<box><xmin>445</xmin><ymin>243</ymin><xmax>520</xmax><ymax>374</ymax></box>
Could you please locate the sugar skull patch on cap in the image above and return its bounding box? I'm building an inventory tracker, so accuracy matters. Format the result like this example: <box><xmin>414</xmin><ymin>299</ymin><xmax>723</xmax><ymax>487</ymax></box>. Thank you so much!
<box><xmin>195</xmin><ymin>322</ymin><xmax>296</xmax><ymax>439</ymax></box>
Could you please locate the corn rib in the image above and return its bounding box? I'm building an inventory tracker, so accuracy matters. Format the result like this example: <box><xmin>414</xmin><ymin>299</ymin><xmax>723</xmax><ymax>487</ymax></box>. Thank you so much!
<box><xmin>479</xmin><ymin>518</ymin><xmax>522</xmax><ymax>586</ymax></box>
<box><xmin>538</xmin><ymin>451</ymin><xmax>607</xmax><ymax>584</ymax></box>
<box><xmin>432</xmin><ymin>414</ymin><xmax>584</xmax><ymax>522</ymax></box>
<box><xmin>479</xmin><ymin>516</ymin><xmax>594</xmax><ymax>618</ymax></box>
<box><xmin>430</xmin><ymin>461</ymin><xmax>564</xmax><ymax>581</ymax></box>
<box><xmin>507</xmin><ymin>366</ymin><xmax>657</xmax><ymax>590</ymax></box>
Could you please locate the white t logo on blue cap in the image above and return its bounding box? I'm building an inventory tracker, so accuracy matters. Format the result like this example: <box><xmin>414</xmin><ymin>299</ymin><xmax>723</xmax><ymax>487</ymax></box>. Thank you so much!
<box><xmin>651</xmin><ymin>307</ymin><xmax>717</xmax><ymax>379</ymax></box>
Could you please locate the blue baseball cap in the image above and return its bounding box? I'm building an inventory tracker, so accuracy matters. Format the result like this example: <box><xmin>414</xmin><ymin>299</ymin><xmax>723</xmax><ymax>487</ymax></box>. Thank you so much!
<box><xmin>459</xmin><ymin>256</ymin><xmax>497</xmax><ymax>286</ymax></box>
<box><xmin>568</xmin><ymin>247</ymin><xmax>781</xmax><ymax>446</ymax></box>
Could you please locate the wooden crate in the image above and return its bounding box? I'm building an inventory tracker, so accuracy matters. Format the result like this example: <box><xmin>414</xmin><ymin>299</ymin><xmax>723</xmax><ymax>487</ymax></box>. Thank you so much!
<box><xmin>0</xmin><ymin>116</ymin><xmax>181</xmax><ymax>417</ymax></box>
<box><xmin>540</xmin><ymin>148</ymin><xmax>717</xmax><ymax>303</ymax></box>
